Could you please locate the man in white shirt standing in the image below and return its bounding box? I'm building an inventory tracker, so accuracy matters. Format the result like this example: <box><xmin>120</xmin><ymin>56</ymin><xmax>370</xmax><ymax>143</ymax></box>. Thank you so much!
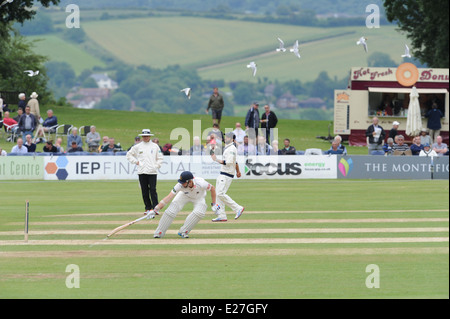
<box><xmin>152</xmin><ymin>171</ymin><xmax>220</xmax><ymax>238</ymax></box>
<box><xmin>210</xmin><ymin>132</ymin><xmax>244</xmax><ymax>222</ymax></box>
<box><xmin>126</xmin><ymin>129</ymin><xmax>164</xmax><ymax>215</ymax></box>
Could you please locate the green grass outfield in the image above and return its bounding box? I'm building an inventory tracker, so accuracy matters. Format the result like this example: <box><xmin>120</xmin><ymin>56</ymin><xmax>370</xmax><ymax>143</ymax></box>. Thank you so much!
<box><xmin>0</xmin><ymin>179</ymin><xmax>448</xmax><ymax>299</ymax></box>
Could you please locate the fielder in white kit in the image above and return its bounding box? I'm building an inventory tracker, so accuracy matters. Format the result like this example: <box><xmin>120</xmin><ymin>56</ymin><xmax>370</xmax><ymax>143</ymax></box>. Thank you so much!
<box><xmin>153</xmin><ymin>171</ymin><xmax>220</xmax><ymax>238</ymax></box>
<box><xmin>211</xmin><ymin>132</ymin><xmax>245</xmax><ymax>222</ymax></box>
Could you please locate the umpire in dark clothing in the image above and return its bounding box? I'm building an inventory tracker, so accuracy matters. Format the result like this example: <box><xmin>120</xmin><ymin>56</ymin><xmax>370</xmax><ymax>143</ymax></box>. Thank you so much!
<box><xmin>245</xmin><ymin>102</ymin><xmax>260</xmax><ymax>140</ymax></box>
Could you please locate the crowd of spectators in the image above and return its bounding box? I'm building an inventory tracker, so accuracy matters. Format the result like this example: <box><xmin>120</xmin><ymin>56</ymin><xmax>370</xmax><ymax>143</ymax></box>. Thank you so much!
<box><xmin>1</xmin><ymin>93</ymin><xmax>448</xmax><ymax>158</ymax></box>
<box><xmin>365</xmin><ymin>117</ymin><xmax>448</xmax><ymax>157</ymax></box>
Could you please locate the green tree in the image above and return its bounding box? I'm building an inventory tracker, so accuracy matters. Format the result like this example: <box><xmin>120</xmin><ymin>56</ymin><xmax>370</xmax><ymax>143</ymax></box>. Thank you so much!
<box><xmin>0</xmin><ymin>0</ymin><xmax>60</xmax><ymax>37</ymax></box>
<box><xmin>384</xmin><ymin>0</ymin><xmax>449</xmax><ymax>68</ymax></box>
<box><xmin>97</xmin><ymin>92</ymin><xmax>132</xmax><ymax>111</ymax></box>
<box><xmin>45</xmin><ymin>61</ymin><xmax>76</xmax><ymax>98</ymax></box>
<box><xmin>0</xmin><ymin>31</ymin><xmax>52</xmax><ymax>103</ymax></box>
<box><xmin>0</xmin><ymin>1</ymin><xmax>60</xmax><ymax>104</ymax></box>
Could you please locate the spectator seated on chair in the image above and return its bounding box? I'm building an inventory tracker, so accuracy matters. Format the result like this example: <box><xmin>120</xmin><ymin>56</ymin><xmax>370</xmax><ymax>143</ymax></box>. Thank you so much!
<box><xmin>190</xmin><ymin>136</ymin><xmax>205</xmax><ymax>156</ymax></box>
<box><xmin>383</xmin><ymin>137</ymin><xmax>395</xmax><ymax>155</ymax></box>
<box><xmin>67</xmin><ymin>141</ymin><xmax>84</xmax><ymax>153</ymax></box>
<box><xmin>43</xmin><ymin>140</ymin><xmax>58</xmax><ymax>153</ymax></box>
<box><xmin>419</xmin><ymin>143</ymin><xmax>437</xmax><ymax>157</ymax></box>
<box><xmin>67</xmin><ymin>127</ymin><xmax>83</xmax><ymax>149</ymax></box>
<box><xmin>410</xmin><ymin>136</ymin><xmax>424</xmax><ymax>156</ymax></box>
<box><xmin>86</xmin><ymin>125</ymin><xmax>101</xmax><ymax>152</ymax></box>
<box><xmin>334</xmin><ymin>135</ymin><xmax>347</xmax><ymax>155</ymax></box>
<box><xmin>279</xmin><ymin>138</ymin><xmax>296</xmax><ymax>155</ymax></box>
<box><xmin>24</xmin><ymin>134</ymin><xmax>37</xmax><ymax>153</ymax></box>
<box><xmin>101</xmin><ymin>137</ymin><xmax>122</xmax><ymax>153</ymax></box>
<box><xmin>392</xmin><ymin>135</ymin><xmax>412</xmax><ymax>155</ymax></box>
<box><xmin>325</xmin><ymin>140</ymin><xmax>344</xmax><ymax>155</ymax></box>
<box><xmin>432</xmin><ymin>136</ymin><xmax>448</xmax><ymax>157</ymax></box>
<box><xmin>34</xmin><ymin>109</ymin><xmax>58</xmax><ymax>143</ymax></box>
<box><xmin>11</xmin><ymin>138</ymin><xmax>28</xmax><ymax>154</ymax></box>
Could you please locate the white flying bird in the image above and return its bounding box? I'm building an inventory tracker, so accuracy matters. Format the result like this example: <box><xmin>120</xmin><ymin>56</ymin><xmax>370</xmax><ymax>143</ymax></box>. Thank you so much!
<box><xmin>0</xmin><ymin>0</ymin><xmax>14</xmax><ymax>7</ymax></box>
<box><xmin>356</xmin><ymin>36</ymin><xmax>368</xmax><ymax>53</ymax></box>
<box><xmin>246</xmin><ymin>61</ymin><xmax>257</xmax><ymax>77</ymax></box>
<box><xmin>276</xmin><ymin>37</ymin><xmax>286</xmax><ymax>52</ymax></box>
<box><xmin>289</xmin><ymin>40</ymin><xmax>301</xmax><ymax>59</ymax></box>
<box><xmin>401</xmin><ymin>44</ymin><xmax>412</xmax><ymax>58</ymax></box>
<box><xmin>180</xmin><ymin>88</ymin><xmax>191</xmax><ymax>99</ymax></box>
<box><xmin>24</xmin><ymin>70</ymin><xmax>40</xmax><ymax>77</ymax></box>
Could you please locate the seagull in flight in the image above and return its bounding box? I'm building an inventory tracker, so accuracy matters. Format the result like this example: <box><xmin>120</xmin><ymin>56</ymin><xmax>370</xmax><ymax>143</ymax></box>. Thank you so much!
<box><xmin>289</xmin><ymin>40</ymin><xmax>301</xmax><ymax>59</ymax></box>
<box><xmin>276</xmin><ymin>38</ymin><xmax>286</xmax><ymax>52</ymax></box>
<box><xmin>356</xmin><ymin>36</ymin><xmax>368</xmax><ymax>53</ymax></box>
<box><xmin>180</xmin><ymin>88</ymin><xmax>191</xmax><ymax>99</ymax></box>
<box><xmin>0</xmin><ymin>0</ymin><xmax>14</xmax><ymax>7</ymax></box>
<box><xmin>246</xmin><ymin>61</ymin><xmax>257</xmax><ymax>77</ymax></box>
<box><xmin>24</xmin><ymin>70</ymin><xmax>40</xmax><ymax>77</ymax></box>
<box><xmin>401</xmin><ymin>44</ymin><xmax>412</xmax><ymax>58</ymax></box>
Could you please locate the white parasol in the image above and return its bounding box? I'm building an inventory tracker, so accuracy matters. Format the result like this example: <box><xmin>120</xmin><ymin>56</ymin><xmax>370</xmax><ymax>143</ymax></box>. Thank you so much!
<box><xmin>405</xmin><ymin>86</ymin><xmax>422</xmax><ymax>136</ymax></box>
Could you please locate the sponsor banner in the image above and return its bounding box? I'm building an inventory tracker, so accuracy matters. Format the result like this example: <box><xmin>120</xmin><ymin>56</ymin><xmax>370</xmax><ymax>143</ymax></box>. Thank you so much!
<box><xmin>242</xmin><ymin>155</ymin><xmax>337</xmax><ymax>179</ymax></box>
<box><xmin>41</xmin><ymin>155</ymin><xmax>337</xmax><ymax>180</ymax></box>
<box><xmin>432</xmin><ymin>156</ymin><xmax>450</xmax><ymax>180</ymax></box>
<box><xmin>43</xmin><ymin>155</ymin><xmax>222</xmax><ymax>181</ymax></box>
<box><xmin>3</xmin><ymin>155</ymin><xmax>446</xmax><ymax>180</ymax></box>
<box><xmin>351</xmin><ymin>67</ymin><xmax>449</xmax><ymax>83</ymax></box>
<box><xmin>337</xmin><ymin>156</ymin><xmax>449</xmax><ymax>179</ymax></box>
<box><xmin>0</xmin><ymin>156</ymin><xmax>44</xmax><ymax>180</ymax></box>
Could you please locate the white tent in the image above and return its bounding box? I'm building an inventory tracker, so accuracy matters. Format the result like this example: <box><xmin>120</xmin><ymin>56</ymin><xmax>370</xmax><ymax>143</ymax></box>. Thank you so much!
<box><xmin>405</xmin><ymin>86</ymin><xmax>422</xmax><ymax>136</ymax></box>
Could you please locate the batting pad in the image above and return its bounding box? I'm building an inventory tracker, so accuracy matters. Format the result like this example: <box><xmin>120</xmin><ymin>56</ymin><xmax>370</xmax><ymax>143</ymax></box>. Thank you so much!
<box><xmin>154</xmin><ymin>202</ymin><xmax>179</xmax><ymax>238</ymax></box>
<box><xmin>179</xmin><ymin>203</ymin><xmax>206</xmax><ymax>235</ymax></box>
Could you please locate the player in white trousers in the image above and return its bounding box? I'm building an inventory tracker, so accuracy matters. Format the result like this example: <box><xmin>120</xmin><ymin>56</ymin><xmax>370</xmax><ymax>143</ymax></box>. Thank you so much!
<box><xmin>152</xmin><ymin>171</ymin><xmax>220</xmax><ymax>238</ymax></box>
<box><xmin>211</xmin><ymin>132</ymin><xmax>245</xmax><ymax>222</ymax></box>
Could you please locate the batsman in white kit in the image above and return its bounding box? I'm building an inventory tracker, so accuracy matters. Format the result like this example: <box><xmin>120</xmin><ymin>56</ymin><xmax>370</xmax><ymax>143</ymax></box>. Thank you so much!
<box><xmin>211</xmin><ymin>132</ymin><xmax>245</xmax><ymax>222</ymax></box>
<box><xmin>153</xmin><ymin>171</ymin><xmax>220</xmax><ymax>238</ymax></box>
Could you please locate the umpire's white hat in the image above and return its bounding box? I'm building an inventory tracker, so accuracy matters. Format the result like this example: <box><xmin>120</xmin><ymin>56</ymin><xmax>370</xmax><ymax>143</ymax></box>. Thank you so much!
<box><xmin>139</xmin><ymin>129</ymin><xmax>154</xmax><ymax>137</ymax></box>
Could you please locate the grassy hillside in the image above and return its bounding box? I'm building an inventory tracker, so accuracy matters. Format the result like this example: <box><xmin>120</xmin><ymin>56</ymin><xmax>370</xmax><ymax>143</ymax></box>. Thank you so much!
<box><xmin>28</xmin><ymin>15</ymin><xmax>410</xmax><ymax>82</ymax></box>
<box><xmin>28</xmin><ymin>35</ymin><xmax>106</xmax><ymax>75</ymax></box>
<box><xmin>198</xmin><ymin>25</ymin><xmax>410</xmax><ymax>82</ymax></box>
<box><xmin>81</xmin><ymin>16</ymin><xmax>341</xmax><ymax>69</ymax></box>
<box><xmin>1</xmin><ymin>107</ymin><xmax>360</xmax><ymax>154</ymax></box>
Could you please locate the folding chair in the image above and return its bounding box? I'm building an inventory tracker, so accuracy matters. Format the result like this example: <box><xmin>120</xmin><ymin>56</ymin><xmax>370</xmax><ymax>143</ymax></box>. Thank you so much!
<box><xmin>79</xmin><ymin>125</ymin><xmax>91</xmax><ymax>142</ymax></box>
<box><xmin>55</xmin><ymin>124</ymin><xmax>73</xmax><ymax>142</ymax></box>
<box><xmin>4</xmin><ymin>123</ymin><xmax>19</xmax><ymax>142</ymax></box>
<box><xmin>44</xmin><ymin>124</ymin><xmax>59</xmax><ymax>141</ymax></box>
<box><xmin>304</xmin><ymin>148</ymin><xmax>324</xmax><ymax>155</ymax></box>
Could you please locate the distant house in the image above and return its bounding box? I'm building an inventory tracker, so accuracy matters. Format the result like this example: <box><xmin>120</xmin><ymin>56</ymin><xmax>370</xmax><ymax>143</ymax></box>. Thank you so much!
<box><xmin>90</xmin><ymin>73</ymin><xmax>118</xmax><ymax>90</ymax></box>
<box><xmin>276</xmin><ymin>93</ymin><xmax>299</xmax><ymax>109</ymax></box>
<box><xmin>298</xmin><ymin>97</ymin><xmax>327</xmax><ymax>109</ymax></box>
<box><xmin>66</xmin><ymin>88</ymin><xmax>111</xmax><ymax>109</ymax></box>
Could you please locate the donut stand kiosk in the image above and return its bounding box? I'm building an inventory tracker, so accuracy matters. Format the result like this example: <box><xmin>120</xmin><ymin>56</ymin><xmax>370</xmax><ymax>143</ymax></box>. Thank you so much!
<box><xmin>334</xmin><ymin>63</ymin><xmax>449</xmax><ymax>145</ymax></box>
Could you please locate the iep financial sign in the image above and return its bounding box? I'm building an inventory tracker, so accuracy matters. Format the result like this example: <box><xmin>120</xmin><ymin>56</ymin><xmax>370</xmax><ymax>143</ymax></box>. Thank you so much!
<box><xmin>43</xmin><ymin>156</ymin><xmax>220</xmax><ymax>180</ymax></box>
<box><xmin>41</xmin><ymin>155</ymin><xmax>337</xmax><ymax>180</ymax></box>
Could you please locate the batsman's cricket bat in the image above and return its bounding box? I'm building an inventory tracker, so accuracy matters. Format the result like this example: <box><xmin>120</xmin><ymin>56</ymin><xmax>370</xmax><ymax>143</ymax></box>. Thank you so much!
<box><xmin>107</xmin><ymin>215</ymin><xmax>149</xmax><ymax>238</ymax></box>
